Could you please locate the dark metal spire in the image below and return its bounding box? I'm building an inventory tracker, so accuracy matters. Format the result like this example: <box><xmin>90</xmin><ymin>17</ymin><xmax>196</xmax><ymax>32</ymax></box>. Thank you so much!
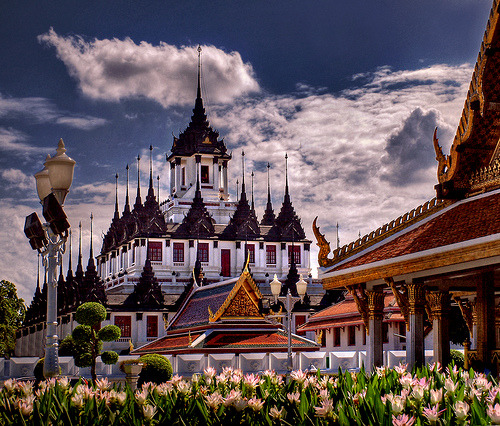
<box><xmin>114</xmin><ymin>173</ymin><xmax>119</xmax><ymax>221</ymax></box>
<box><xmin>261</xmin><ymin>162</ymin><xmax>276</xmax><ymax>226</ymax></box>
<box><xmin>157</xmin><ymin>175</ymin><xmax>160</xmax><ymax>201</ymax></box>
<box><xmin>68</xmin><ymin>229</ymin><xmax>73</xmax><ymax>273</ymax></box>
<box><xmin>134</xmin><ymin>155</ymin><xmax>142</xmax><ymax>209</ymax></box>
<box><xmin>123</xmin><ymin>164</ymin><xmax>131</xmax><ymax>216</ymax></box>
<box><xmin>197</xmin><ymin>45</ymin><xmax>202</xmax><ymax>101</ymax></box>
<box><xmin>149</xmin><ymin>145</ymin><xmax>154</xmax><ymax>191</ymax></box>
<box><xmin>251</xmin><ymin>170</ymin><xmax>255</xmax><ymax>212</ymax></box>
<box><xmin>89</xmin><ymin>213</ymin><xmax>94</xmax><ymax>259</ymax></box>
<box><xmin>285</xmin><ymin>152</ymin><xmax>289</xmax><ymax>197</ymax></box>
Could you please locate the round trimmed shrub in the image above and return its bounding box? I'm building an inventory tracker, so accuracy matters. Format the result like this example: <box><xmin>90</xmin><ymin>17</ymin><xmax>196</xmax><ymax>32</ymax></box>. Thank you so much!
<box><xmin>72</xmin><ymin>325</ymin><xmax>92</xmax><ymax>343</ymax></box>
<box><xmin>101</xmin><ymin>350</ymin><xmax>119</xmax><ymax>365</ymax></box>
<box><xmin>450</xmin><ymin>349</ymin><xmax>465</xmax><ymax>368</ymax></box>
<box><xmin>74</xmin><ymin>352</ymin><xmax>93</xmax><ymax>368</ymax></box>
<box><xmin>138</xmin><ymin>354</ymin><xmax>173</xmax><ymax>386</ymax></box>
<box><xmin>97</xmin><ymin>324</ymin><xmax>121</xmax><ymax>342</ymax></box>
<box><xmin>75</xmin><ymin>302</ymin><xmax>107</xmax><ymax>326</ymax></box>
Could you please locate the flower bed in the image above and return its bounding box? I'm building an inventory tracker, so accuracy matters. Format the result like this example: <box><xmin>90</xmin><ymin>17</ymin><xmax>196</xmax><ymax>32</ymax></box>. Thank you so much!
<box><xmin>0</xmin><ymin>364</ymin><xmax>499</xmax><ymax>425</ymax></box>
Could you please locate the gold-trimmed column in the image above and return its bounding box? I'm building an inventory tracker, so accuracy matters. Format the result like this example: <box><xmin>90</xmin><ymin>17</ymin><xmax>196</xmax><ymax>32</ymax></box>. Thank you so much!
<box><xmin>366</xmin><ymin>290</ymin><xmax>385</xmax><ymax>371</ymax></box>
<box><xmin>407</xmin><ymin>281</ymin><xmax>426</xmax><ymax>369</ymax></box>
<box><xmin>426</xmin><ymin>290</ymin><xmax>451</xmax><ymax>367</ymax></box>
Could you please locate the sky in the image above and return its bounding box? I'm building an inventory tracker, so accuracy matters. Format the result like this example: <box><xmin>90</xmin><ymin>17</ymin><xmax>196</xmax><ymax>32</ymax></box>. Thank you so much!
<box><xmin>0</xmin><ymin>0</ymin><xmax>494</xmax><ymax>303</ymax></box>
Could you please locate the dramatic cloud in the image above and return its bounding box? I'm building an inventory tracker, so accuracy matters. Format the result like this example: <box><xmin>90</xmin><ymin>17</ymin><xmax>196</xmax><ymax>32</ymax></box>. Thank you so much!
<box><xmin>0</xmin><ymin>93</ymin><xmax>107</xmax><ymax>129</ymax></box>
<box><xmin>38</xmin><ymin>28</ymin><xmax>260</xmax><ymax>107</ymax></box>
<box><xmin>210</xmin><ymin>64</ymin><xmax>471</xmax><ymax>252</ymax></box>
<box><xmin>381</xmin><ymin>108</ymin><xmax>446</xmax><ymax>185</ymax></box>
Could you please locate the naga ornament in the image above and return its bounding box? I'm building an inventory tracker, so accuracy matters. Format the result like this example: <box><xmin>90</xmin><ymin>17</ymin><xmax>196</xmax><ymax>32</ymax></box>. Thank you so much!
<box><xmin>312</xmin><ymin>217</ymin><xmax>335</xmax><ymax>268</ymax></box>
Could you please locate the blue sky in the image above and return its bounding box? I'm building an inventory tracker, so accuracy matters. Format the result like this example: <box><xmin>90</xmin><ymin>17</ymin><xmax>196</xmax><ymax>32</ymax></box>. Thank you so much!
<box><xmin>0</xmin><ymin>0</ymin><xmax>493</xmax><ymax>301</ymax></box>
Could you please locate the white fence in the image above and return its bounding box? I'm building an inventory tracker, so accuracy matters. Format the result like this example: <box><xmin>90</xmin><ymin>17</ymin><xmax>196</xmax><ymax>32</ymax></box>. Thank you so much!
<box><xmin>0</xmin><ymin>350</ymin><xmax>446</xmax><ymax>380</ymax></box>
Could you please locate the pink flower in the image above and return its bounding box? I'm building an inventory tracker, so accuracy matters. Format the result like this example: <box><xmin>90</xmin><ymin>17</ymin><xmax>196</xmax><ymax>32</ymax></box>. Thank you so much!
<box><xmin>95</xmin><ymin>377</ymin><xmax>110</xmax><ymax>391</ymax></box>
<box><xmin>392</xmin><ymin>414</ymin><xmax>415</xmax><ymax>426</ymax></box>
<box><xmin>223</xmin><ymin>389</ymin><xmax>242</xmax><ymax>407</ymax></box>
<box><xmin>243</xmin><ymin>373</ymin><xmax>260</xmax><ymax>389</ymax></box>
<box><xmin>444</xmin><ymin>378</ymin><xmax>458</xmax><ymax>394</ymax></box>
<box><xmin>248</xmin><ymin>398</ymin><xmax>264</xmax><ymax>411</ymax></box>
<box><xmin>205</xmin><ymin>392</ymin><xmax>223</xmax><ymax>410</ymax></box>
<box><xmin>429</xmin><ymin>388</ymin><xmax>442</xmax><ymax>405</ymax></box>
<box><xmin>269</xmin><ymin>406</ymin><xmax>284</xmax><ymax>419</ymax></box>
<box><xmin>422</xmin><ymin>404</ymin><xmax>445</xmax><ymax>424</ymax></box>
<box><xmin>394</xmin><ymin>363</ymin><xmax>408</xmax><ymax>375</ymax></box>
<box><xmin>135</xmin><ymin>388</ymin><xmax>148</xmax><ymax>405</ymax></box>
<box><xmin>487</xmin><ymin>403</ymin><xmax>500</xmax><ymax>423</ymax></box>
<box><xmin>453</xmin><ymin>401</ymin><xmax>469</xmax><ymax>421</ymax></box>
<box><xmin>142</xmin><ymin>404</ymin><xmax>156</xmax><ymax>420</ymax></box>
<box><xmin>399</xmin><ymin>373</ymin><xmax>412</xmax><ymax>389</ymax></box>
<box><xmin>290</xmin><ymin>370</ymin><xmax>307</xmax><ymax>384</ymax></box>
<box><xmin>314</xmin><ymin>399</ymin><xmax>334</xmax><ymax>418</ymax></box>
<box><xmin>287</xmin><ymin>391</ymin><xmax>301</xmax><ymax>405</ymax></box>
<box><xmin>204</xmin><ymin>367</ymin><xmax>216</xmax><ymax>379</ymax></box>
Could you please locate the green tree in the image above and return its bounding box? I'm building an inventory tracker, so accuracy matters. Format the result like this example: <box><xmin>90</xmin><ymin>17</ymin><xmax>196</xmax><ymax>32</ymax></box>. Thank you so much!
<box><xmin>0</xmin><ymin>280</ymin><xmax>26</xmax><ymax>357</ymax></box>
<box><xmin>70</xmin><ymin>302</ymin><xmax>121</xmax><ymax>381</ymax></box>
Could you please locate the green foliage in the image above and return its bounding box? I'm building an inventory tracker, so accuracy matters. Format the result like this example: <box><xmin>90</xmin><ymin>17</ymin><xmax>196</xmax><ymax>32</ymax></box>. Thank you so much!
<box><xmin>138</xmin><ymin>353</ymin><xmax>173</xmax><ymax>386</ymax></box>
<box><xmin>4</xmin><ymin>364</ymin><xmax>500</xmax><ymax>425</ymax></box>
<box><xmin>97</xmin><ymin>324</ymin><xmax>121</xmax><ymax>342</ymax></box>
<box><xmin>74</xmin><ymin>302</ymin><xmax>107</xmax><ymax>326</ymax></box>
<box><xmin>101</xmin><ymin>350</ymin><xmax>119</xmax><ymax>365</ymax></box>
<box><xmin>0</xmin><ymin>280</ymin><xmax>25</xmax><ymax>357</ymax></box>
<box><xmin>69</xmin><ymin>302</ymin><xmax>119</xmax><ymax>381</ymax></box>
<box><xmin>450</xmin><ymin>349</ymin><xmax>465</xmax><ymax>368</ymax></box>
<box><xmin>72</xmin><ymin>325</ymin><xmax>92</xmax><ymax>343</ymax></box>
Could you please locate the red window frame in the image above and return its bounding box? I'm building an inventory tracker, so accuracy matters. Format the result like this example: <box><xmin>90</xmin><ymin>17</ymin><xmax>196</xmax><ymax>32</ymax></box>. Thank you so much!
<box><xmin>173</xmin><ymin>243</ymin><xmax>184</xmax><ymax>263</ymax></box>
<box><xmin>114</xmin><ymin>316</ymin><xmax>131</xmax><ymax>338</ymax></box>
<box><xmin>146</xmin><ymin>315</ymin><xmax>158</xmax><ymax>338</ymax></box>
<box><xmin>198</xmin><ymin>242</ymin><xmax>209</xmax><ymax>262</ymax></box>
<box><xmin>348</xmin><ymin>325</ymin><xmax>356</xmax><ymax>346</ymax></box>
<box><xmin>245</xmin><ymin>244</ymin><xmax>255</xmax><ymax>264</ymax></box>
<box><xmin>288</xmin><ymin>245</ymin><xmax>301</xmax><ymax>265</ymax></box>
<box><xmin>266</xmin><ymin>245</ymin><xmax>276</xmax><ymax>265</ymax></box>
<box><xmin>148</xmin><ymin>242</ymin><xmax>162</xmax><ymax>262</ymax></box>
<box><xmin>333</xmin><ymin>327</ymin><xmax>341</xmax><ymax>347</ymax></box>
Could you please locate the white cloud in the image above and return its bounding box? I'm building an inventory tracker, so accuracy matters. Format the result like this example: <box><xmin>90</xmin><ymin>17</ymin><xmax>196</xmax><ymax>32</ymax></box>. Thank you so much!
<box><xmin>0</xmin><ymin>127</ymin><xmax>49</xmax><ymax>154</ymax></box>
<box><xmin>0</xmin><ymin>93</ymin><xmax>108</xmax><ymax>130</ymax></box>
<box><xmin>1</xmin><ymin>168</ymin><xmax>33</xmax><ymax>190</ymax></box>
<box><xmin>38</xmin><ymin>28</ymin><xmax>260</xmax><ymax>107</ymax></box>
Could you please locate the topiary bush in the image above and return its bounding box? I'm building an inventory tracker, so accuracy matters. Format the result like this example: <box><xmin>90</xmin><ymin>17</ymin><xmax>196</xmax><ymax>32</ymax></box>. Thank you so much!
<box><xmin>69</xmin><ymin>302</ymin><xmax>121</xmax><ymax>381</ymax></box>
<box><xmin>138</xmin><ymin>354</ymin><xmax>173</xmax><ymax>386</ymax></box>
<box><xmin>450</xmin><ymin>349</ymin><xmax>465</xmax><ymax>368</ymax></box>
<box><xmin>74</xmin><ymin>302</ymin><xmax>107</xmax><ymax>326</ymax></box>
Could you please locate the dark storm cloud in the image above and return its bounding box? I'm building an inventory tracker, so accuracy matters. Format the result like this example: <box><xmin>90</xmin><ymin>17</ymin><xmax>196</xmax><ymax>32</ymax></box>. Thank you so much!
<box><xmin>381</xmin><ymin>108</ymin><xmax>439</xmax><ymax>186</ymax></box>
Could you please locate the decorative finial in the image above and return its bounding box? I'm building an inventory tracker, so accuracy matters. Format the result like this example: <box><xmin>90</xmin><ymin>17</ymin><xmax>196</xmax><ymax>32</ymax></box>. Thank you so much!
<box><xmin>197</xmin><ymin>45</ymin><xmax>202</xmax><ymax>100</ymax></box>
<box><xmin>251</xmin><ymin>170</ymin><xmax>255</xmax><ymax>211</ymax></box>
<box><xmin>236</xmin><ymin>179</ymin><xmax>239</xmax><ymax>201</ymax></box>
<box><xmin>114</xmin><ymin>173</ymin><xmax>119</xmax><ymax>218</ymax></box>
<box><xmin>285</xmin><ymin>153</ymin><xmax>289</xmax><ymax>196</ymax></box>
<box><xmin>90</xmin><ymin>213</ymin><xmax>94</xmax><ymax>258</ymax></box>
<box><xmin>124</xmin><ymin>164</ymin><xmax>131</xmax><ymax>214</ymax></box>
<box><xmin>149</xmin><ymin>145</ymin><xmax>153</xmax><ymax>190</ymax></box>
<box><xmin>78</xmin><ymin>221</ymin><xmax>82</xmax><ymax>262</ymax></box>
<box><xmin>68</xmin><ymin>229</ymin><xmax>73</xmax><ymax>271</ymax></box>
<box><xmin>157</xmin><ymin>175</ymin><xmax>160</xmax><ymax>200</ymax></box>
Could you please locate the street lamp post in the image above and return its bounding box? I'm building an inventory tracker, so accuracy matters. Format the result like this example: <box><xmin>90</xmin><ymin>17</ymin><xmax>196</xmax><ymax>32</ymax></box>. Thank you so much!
<box><xmin>269</xmin><ymin>274</ymin><xmax>308</xmax><ymax>378</ymax></box>
<box><xmin>26</xmin><ymin>139</ymin><xmax>75</xmax><ymax>378</ymax></box>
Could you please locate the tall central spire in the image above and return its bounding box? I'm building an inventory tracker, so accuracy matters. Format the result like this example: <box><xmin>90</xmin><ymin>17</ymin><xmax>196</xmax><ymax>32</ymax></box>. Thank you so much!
<box><xmin>197</xmin><ymin>45</ymin><xmax>202</xmax><ymax>101</ymax></box>
<box><xmin>261</xmin><ymin>162</ymin><xmax>275</xmax><ymax>226</ymax></box>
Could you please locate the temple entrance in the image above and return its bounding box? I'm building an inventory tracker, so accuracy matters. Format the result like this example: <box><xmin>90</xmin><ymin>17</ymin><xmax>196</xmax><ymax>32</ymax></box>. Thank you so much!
<box><xmin>221</xmin><ymin>249</ymin><xmax>231</xmax><ymax>277</ymax></box>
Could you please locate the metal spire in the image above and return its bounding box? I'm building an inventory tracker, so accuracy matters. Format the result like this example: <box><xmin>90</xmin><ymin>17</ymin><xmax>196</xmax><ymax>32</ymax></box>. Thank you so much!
<box><xmin>285</xmin><ymin>152</ymin><xmax>289</xmax><ymax>196</ymax></box>
<box><xmin>251</xmin><ymin>170</ymin><xmax>255</xmax><ymax>211</ymax></box>
<box><xmin>90</xmin><ymin>213</ymin><xmax>94</xmax><ymax>259</ymax></box>
<box><xmin>78</xmin><ymin>221</ymin><xmax>82</xmax><ymax>265</ymax></box>
<box><xmin>114</xmin><ymin>173</ymin><xmax>119</xmax><ymax>220</ymax></box>
<box><xmin>149</xmin><ymin>145</ymin><xmax>153</xmax><ymax>190</ymax></box>
<box><xmin>68</xmin><ymin>229</ymin><xmax>73</xmax><ymax>272</ymax></box>
<box><xmin>157</xmin><ymin>175</ymin><xmax>160</xmax><ymax>201</ymax></box>
<box><xmin>123</xmin><ymin>164</ymin><xmax>131</xmax><ymax>215</ymax></box>
<box><xmin>197</xmin><ymin>45</ymin><xmax>202</xmax><ymax>100</ymax></box>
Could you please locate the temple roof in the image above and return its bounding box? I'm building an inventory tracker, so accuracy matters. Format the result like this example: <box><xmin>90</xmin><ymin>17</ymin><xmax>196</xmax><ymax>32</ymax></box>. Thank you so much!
<box><xmin>299</xmin><ymin>294</ymin><xmax>402</xmax><ymax>332</ymax></box>
<box><xmin>434</xmin><ymin>0</ymin><xmax>500</xmax><ymax>199</ymax></box>
<box><xmin>320</xmin><ymin>189</ymin><xmax>500</xmax><ymax>288</ymax></box>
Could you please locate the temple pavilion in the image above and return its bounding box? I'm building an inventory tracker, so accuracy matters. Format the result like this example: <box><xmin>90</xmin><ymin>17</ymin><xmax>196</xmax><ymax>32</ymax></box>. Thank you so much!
<box><xmin>312</xmin><ymin>0</ymin><xmax>500</xmax><ymax>372</ymax></box>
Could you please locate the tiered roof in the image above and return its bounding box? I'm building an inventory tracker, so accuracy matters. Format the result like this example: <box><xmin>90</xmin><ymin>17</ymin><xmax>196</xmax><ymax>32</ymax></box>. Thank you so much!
<box><xmin>133</xmin><ymin>267</ymin><xmax>318</xmax><ymax>355</ymax></box>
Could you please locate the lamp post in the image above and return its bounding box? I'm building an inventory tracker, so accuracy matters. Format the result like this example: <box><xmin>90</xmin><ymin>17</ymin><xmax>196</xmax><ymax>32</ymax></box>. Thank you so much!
<box><xmin>26</xmin><ymin>139</ymin><xmax>75</xmax><ymax>378</ymax></box>
<box><xmin>269</xmin><ymin>274</ymin><xmax>308</xmax><ymax>378</ymax></box>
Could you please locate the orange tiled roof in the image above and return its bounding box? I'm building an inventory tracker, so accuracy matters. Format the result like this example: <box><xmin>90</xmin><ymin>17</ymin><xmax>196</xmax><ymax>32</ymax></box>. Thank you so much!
<box><xmin>330</xmin><ymin>191</ymin><xmax>500</xmax><ymax>273</ymax></box>
<box><xmin>133</xmin><ymin>333</ymin><xmax>202</xmax><ymax>354</ymax></box>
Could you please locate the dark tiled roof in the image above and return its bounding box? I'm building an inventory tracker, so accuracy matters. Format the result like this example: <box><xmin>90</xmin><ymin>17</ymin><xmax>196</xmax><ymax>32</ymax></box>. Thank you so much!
<box><xmin>168</xmin><ymin>281</ymin><xmax>235</xmax><ymax>330</ymax></box>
